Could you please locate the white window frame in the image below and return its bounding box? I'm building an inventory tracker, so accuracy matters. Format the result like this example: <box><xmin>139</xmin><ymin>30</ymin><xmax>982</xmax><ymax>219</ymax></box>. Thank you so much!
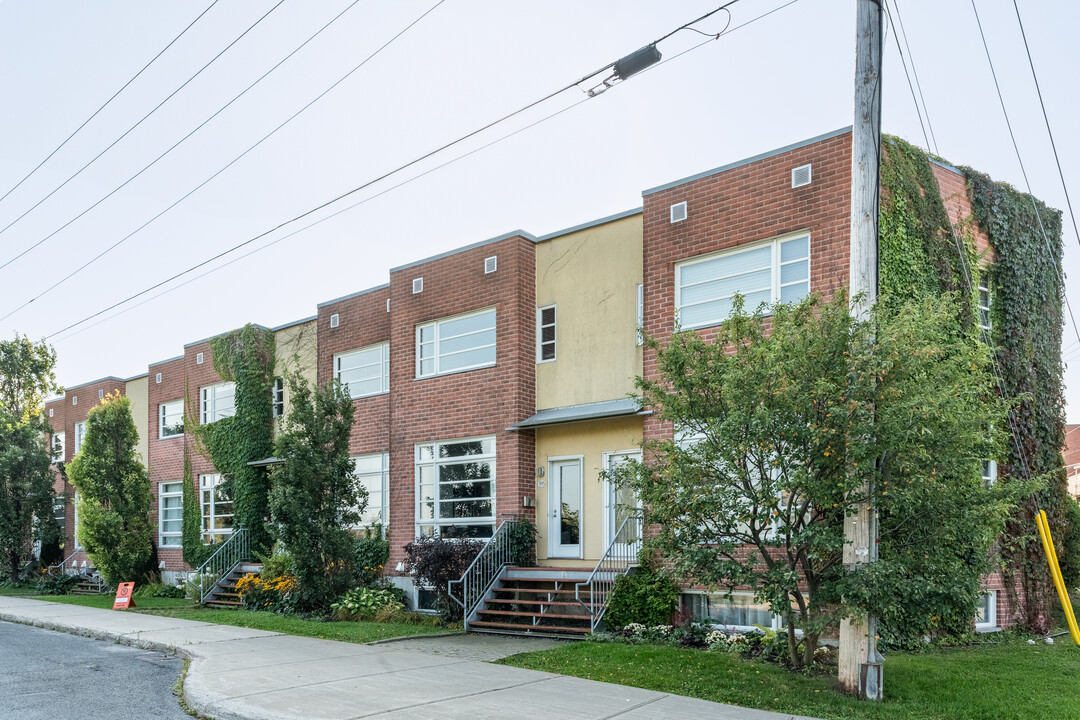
<box><xmin>415</xmin><ymin>436</ymin><xmax>496</xmax><ymax>539</ymax></box>
<box><xmin>351</xmin><ymin>453</ymin><xmax>389</xmax><ymax>529</ymax></box>
<box><xmin>636</xmin><ymin>282</ymin><xmax>644</xmax><ymax>346</ymax></box>
<box><xmin>416</xmin><ymin>307</ymin><xmax>497</xmax><ymax>378</ymax></box>
<box><xmin>200</xmin><ymin>381</ymin><xmax>236</xmax><ymax>424</ymax></box>
<box><xmin>73</xmin><ymin>491</ymin><xmax>81</xmax><ymax>549</ymax></box>
<box><xmin>272</xmin><ymin>377</ymin><xmax>285</xmax><ymax>417</ymax></box>
<box><xmin>73</xmin><ymin>421</ymin><xmax>86</xmax><ymax>455</ymax></box>
<box><xmin>674</xmin><ymin>232</ymin><xmax>811</xmax><ymax>329</ymax></box>
<box><xmin>200</xmin><ymin>473</ymin><xmax>233</xmax><ymax>544</ymax></box>
<box><xmin>981</xmin><ymin>459</ymin><xmax>998</xmax><ymax>487</ymax></box>
<box><xmin>976</xmin><ymin>590</ymin><xmax>998</xmax><ymax>630</ymax></box>
<box><xmin>601</xmin><ymin>450</ymin><xmax>643</xmax><ymax>550</ymax></box>
<box><xmin>159</xmin><ymin>400</ymin><xmax>184</xmax><ymax>439</ymax></box>
<box><xmin>158</xmin><ymin>482</ymin><xmax>183</xmax><ymax>548</ymax></box>
<box><xmin>978</xmin><ymin>276</ymin><xmax>992</xmax><ymax>342</ymax></box>
<box><xmin>537</xmin><ymin>305</ymin><xmax>556</xmax><ymax>363</ymax></box>
<box><xmin>682</xmin><ymin>590</ymin><xmax>790</xmax><ymax>632</ymax></box>
<box><xmin>52</xmin><ymin>431</ymin><xmax>65</xmax><ymax>463</ymax></box>
<box><xmin>335</xmin><ymin>343</ymin><xmax>390</xmax><ymax>399</ymax></box>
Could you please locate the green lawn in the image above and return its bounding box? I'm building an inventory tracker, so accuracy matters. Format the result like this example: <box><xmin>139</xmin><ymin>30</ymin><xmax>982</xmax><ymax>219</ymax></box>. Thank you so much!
<box><xmin>138</xmin><ymin>605</ymin><xmax>450</xmax><ymax>644</ymax></box>
<box><xmin>499</xmin><ymin>638</ymin><xmax>1080</xmax><ymax>720</ymax></box>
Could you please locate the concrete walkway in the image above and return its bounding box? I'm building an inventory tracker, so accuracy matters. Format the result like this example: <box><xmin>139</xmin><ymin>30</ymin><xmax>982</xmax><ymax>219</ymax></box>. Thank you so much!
<box><xmin>0</xmin><ymin>596</ymin><xmax>818</xmax><ymax>720</ymax></box>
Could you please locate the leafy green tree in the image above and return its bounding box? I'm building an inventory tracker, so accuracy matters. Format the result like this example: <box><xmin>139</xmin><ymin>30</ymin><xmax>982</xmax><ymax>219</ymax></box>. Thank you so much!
<box><xmin>269</xmin><ymin>371</ymin><xmax>362</xmax><ymax>611</ymax></box>
<box><xmin>0</xmin><ymin>334</ymin><xmax>62</xmax><ymax>579</ymax></box>
<box><xmin>614</xmin><ymin>292</ymin><xmax>1018</xmax><ymax>669</ymax></box>
<box><xmin>67</xmin><ymin>393</ymin><xmax>154</xmax><ymax>586</ymax></box>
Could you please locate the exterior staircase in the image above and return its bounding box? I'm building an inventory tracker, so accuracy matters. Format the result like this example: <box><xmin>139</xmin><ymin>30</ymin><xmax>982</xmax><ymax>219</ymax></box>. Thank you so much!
<box><xmin>204</xmin><ymin>562</ymin><xmax>262</xmax><ymax>609</ymax></box>
<box><xmin>72</xmin><ymin>573</ymin><xmax>107</xmax><ymax>595</ymax></box>
<box><xmin>470</xmin><ymin>566</ymin><xmax>598</xmax><ymax>637</ymax></box>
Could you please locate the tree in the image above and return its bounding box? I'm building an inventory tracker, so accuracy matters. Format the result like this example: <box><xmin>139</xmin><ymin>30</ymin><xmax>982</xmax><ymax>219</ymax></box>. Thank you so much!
<box><xmin>614</xmin><ymin>292</ymin><xmax>1018</xmax><ymax>669</ymax></box>
<box><xmin>67</xmin><ymin>393</ymin><xmax>154</xmax><ymax>586</ymax></box>
<box><xmin>269</xmin><ymin>371</ymin><xmax>362</xmax><ymax>612</ymax></box>
<box><xmin>0</xmin><ymin>334</ymin><xmax>62</xmax><ymax>580</ymax></box>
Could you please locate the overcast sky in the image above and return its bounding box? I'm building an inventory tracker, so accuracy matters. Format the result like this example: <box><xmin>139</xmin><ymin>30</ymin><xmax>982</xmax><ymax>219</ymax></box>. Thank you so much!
<box><xmin>1</xmin><ymin>0</ymin><xmax>1077</xmax><ymax>421</ymax></box>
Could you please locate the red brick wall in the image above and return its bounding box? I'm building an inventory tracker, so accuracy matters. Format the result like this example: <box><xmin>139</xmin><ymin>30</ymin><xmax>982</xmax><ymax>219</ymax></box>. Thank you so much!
<box><xmin>931</xmin><ymin>161</ymin><xmax>993</xmax><ymax>261</ymax></box>
<box><xmin>148</xmin><ymin>357</ymin><xmax>188</xmax><ymax>572</ymax></box>
<box><xmin>317</xmin><ymin>286</ymin><xmax>392</xmax><ymax>456</ymax></box>
<box><xmin>385</xmin><ymin>235</ymin><xmax>537</xmax><ymax>572</ymax></box>
<box><xmin>1064</xmin><ymin>425</ymin><xmax>1080</xmax><ymax>498</ymax></box>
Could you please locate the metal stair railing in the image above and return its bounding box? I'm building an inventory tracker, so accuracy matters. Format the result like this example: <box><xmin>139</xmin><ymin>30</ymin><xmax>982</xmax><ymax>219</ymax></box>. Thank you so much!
<box><xmin>47</xmin><ymin>548</ymin><xmax>81</xmax><ymax>577</ymax></box>
<box><xmin>195</xmin><ymin>527</ymin><xmax>250</xmax><ymax>604</ymax></box>
<box><xmin>447</xmin><ymin>519</ymin><xmax>520</xmax><ymax>631</ymax></box>
<box><xmin>575</xmin><ymin>515</ymin><xmax>642</xmax><ymax>632</ymax></box>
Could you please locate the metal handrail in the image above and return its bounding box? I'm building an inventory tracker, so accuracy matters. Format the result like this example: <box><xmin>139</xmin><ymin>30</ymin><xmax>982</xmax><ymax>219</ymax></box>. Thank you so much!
<box><xmin>195</xmin><ymin>527</ymin><xmax>250</xmax><ymax>604</ymax></box>
<box><xmin>47</xmin><ymin>548</ymin><xmax>82</xmax><ymax>577</ymax></box>
<box><xmin>447</xmin><ymin>519</ymin><xmax>520</xmax><ymax>631</ymax></box>
<box><xmin>575</xmin><ymin>515</ymin><xmax>643</xmax><ymax>632</ymax></box>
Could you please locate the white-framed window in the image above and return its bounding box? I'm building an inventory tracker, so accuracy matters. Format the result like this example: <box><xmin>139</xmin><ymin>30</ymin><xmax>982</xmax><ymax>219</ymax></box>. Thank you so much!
<box><xmin>73</xmin><ymin>421</ymin><xmax>86</xmax><ymax>454</ymax></box>
<box><xmin>200</xmin><ymin>474</ymin><xmax>233</xmax><ymax>544</ymax></box>
<box><xmin>682</xmin><ymin>591</ymin><xmax>790</xmax><ymax>631</ymax></box>
<box><xmin>412</xmin><ymin>277</ymin><xmax>423</xmax><ymax>294</ymax></box>
<box><xmin>416</xmin><ymin>436</ymin><xmax>496</xmax><ymax>538</ymax></box>
<box><xmin>155</xmin><ymin>372</ymin><xmax>162</xmax><ymax>384</ymax></box>
<box><xmin>537</xmin><ymin>305</ymin><xmax>556</xmax><ymax>362</ymax></box>
<box><xmin>272</xmin><ymin>377</ymin><xmax>284</xmax><ymax>417</ymax></box>
<box><xmin>196</xmin><ymin>352</ymin><xmax>204</xmax><ymax>364</ymax></box>
<box><xmin>675</xmin><ymin>233</ymin><xmax>810</xmax><ymax>329</ymax></box>
<box><xmin>636</xmin><ymin>282</ymin><xmax>644</xmax><ymax>346</ymax></box>
<box><xmin>416</xmin><ymin>308</ymin><xmax>496</xmax><ymax>378</ymax></box>
<box><xmin>335</xmin><ymin>344</ymin><xmax>389</xmax><ymax>399</ymax></box>
<box><xmin>976</xmin><ymin>590</ymin><xmax>998</xmax><ymax>630</ymax></box>
<box><xmin>330</xmin><ymin>313</ymin><xmax>340</xmax><ymax>328</ymax></box>
<box><xmin>159</xmin><ymin>400</ymin><xmax>184</xmax><ymax>438</ymax></box>
<box><xmin>72</xmin><ymin>395</ymin><xmax>77</xmax><ymax>406</ymax></box>
<box><xmin>52</xmin><ymin>497</ymin><xmax>66</xmax><ymax>549</ymax></box>
<box><xmin>158</xmin><ymin>482</ymin><xmax>183</xmax><ymax>548</ymax></box>
<box><xmin>49</xmin><ymin>407</ymin><xmax>53</xmax><ymax>417</ymax></box>
<box><xmin>73</xmin><ymin>491</ymin><xmax>81</xmax><ymax>549</ymax></box>
<box><xmin>978</xmin><ymin>277</ymin><xmax>992</xmax><ymax>343</ymax></box>
<box><xmin>52</xmin><ymin>432</ymin><xmax>65</xmax><ymax>463</ymax></box>
<box><xmin>484</xmin><ymin>256</ymin><xmax>497</xmax><ymax>274</ymax></box>
<box><xmin>981</xmin><ymin>460</ymin><xmax>997</xmax><ymax>487</ymax></box>
<box><xmin>98</xmin><ymin>389</ymin><xmax>104</xmax><ymax>400</ymax></box>
<box><xmin>352</xmin><ymin>453</ymin><xmax>389</xmax><ymax>528</ymax></box>
<box><xmin>200</xmin><ymin>382</ymin><xmax>236</xmax><ymax>424</ymax></box>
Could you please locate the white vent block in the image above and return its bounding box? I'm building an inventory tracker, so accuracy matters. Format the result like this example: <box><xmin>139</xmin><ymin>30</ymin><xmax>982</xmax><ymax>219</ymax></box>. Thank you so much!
<box><xmin>72</xmin><ymin>396</ymin><xmax>77</xmax><ymax>406</ymax></box>
<box><xmin>791</xmin><ymin>164</ymin><xmax>812</xmax><ymax>188</ymax></box>
<box><xmin>98</xmin><ymin>389</ymin><xmax>104</xmax><ymax>399</ymax></box>
<box><xmin>196</xmin><ymin>352</ymin><xmax>204</xmax><ymax>365</ymax></box>
<box><xmin>484</xmin><ymin>256</ymin><xmax>497</xmax><ymax>274</ymax></box>
<box><xmin>49</xmin><ymin>408</ymin><xmax>54</xmax><ymax>417</ymax></box>
<box><xmin>386</xmin><ymin>298</ymin><xmax>390</xmax><ymax>312</ymax></box>
<box><xmin>412</xmin><ymin>277</ymin><xmax>423</xmax><ymax>294</ymax></box>
<box><xmin>329</xmin><ymin>313</ymin><xmax>340</xmax><ymax>328</ymax></box>
<box><xmin>155</xmin><ymin>373</ymin><xmax>162</xmax><ymax>384</ymax></box>
<box><xmin>670</xmin><ymin>201</ymin><xmax>688</xmax><ymax>223</ymax></box>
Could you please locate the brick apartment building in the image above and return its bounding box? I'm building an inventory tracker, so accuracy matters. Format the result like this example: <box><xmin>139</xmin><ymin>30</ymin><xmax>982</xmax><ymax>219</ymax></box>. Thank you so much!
<box><xmin>1067</xmin><ymin>425</ymin><xmax>1080</xmax><ymax>499</ymax></box>
<box><xmin>44</xmin><ymin>127</ymin><xmax>1032</xmax><ymax>630</ymax></box>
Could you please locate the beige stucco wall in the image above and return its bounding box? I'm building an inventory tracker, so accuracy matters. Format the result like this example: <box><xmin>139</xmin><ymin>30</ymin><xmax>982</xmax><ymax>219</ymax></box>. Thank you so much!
<box><xmin>124</xmin><ymin>375</ymin><xmax>148</xmax><ymax>466</ymax></box>
<box><xmin>534</xmin><ymin>213</ymin><xmax>643</xmax><ymax>410</ymax></box>
<box><xmin>274</xmin><ymin>319</ymin><xmax>318</xmax><ymax>424</ymax></box>
<box><xmin>533</xmin><ymin>415</ymin><xmax>643</xmax><ymax>564</ymax></box>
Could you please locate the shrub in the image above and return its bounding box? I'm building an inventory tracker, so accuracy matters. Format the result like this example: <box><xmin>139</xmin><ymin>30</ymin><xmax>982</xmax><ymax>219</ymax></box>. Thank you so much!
<box><xmin>257</xmin><ymin>544</ymin><xmax>295</xmax><ymax>583</ymax></box>
<box><xmin>184</xmin><ymin>571</ymin><xmax>219</xmax><ymax>602</ymax></box>
<box><xmin>1060</xmin><ymin>497</ymin><xmax>1080</xmax><ymax>589</ymax></box>
<box><xmin>133</xmin><ymin>581</ymin><xmax>184</xmax><ymax>599</ymax></box>
<box><xmin>36</xmin><ymin>572</ymin><xmax>76</xmax><ymax>596</ymax></box>
<box><xmin>604</xmin><ymin>563</ymin><xmax>680</xmax><ymax>629</ymax></box>
<box><xmin>403</xmin><ymin>537</ymin><xmax>484</xmax><ymax>620</ymax></box>
<box><xmin>355</xmin><ymin>528</ymin><xmax>389</xmax><ymax>586</ymax></box>
<box><xmin>506</xmin><ymin>519</ymin><xmax>538</xmax><ymax>567</ymax></box>
<box><xmin>236</xmin><ymin>573</ymin><xmax>298</xmax><ymax>612</ymax></box>
<box><xmin>331</xmin><ymin>586</ymin><xmax>404</xmax><ymax>620</ymax></box>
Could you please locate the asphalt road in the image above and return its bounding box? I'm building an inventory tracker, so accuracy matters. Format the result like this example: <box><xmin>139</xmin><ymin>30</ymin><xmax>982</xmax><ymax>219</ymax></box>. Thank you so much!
<box><xmin>0</xmin><ymin>622</ymin><xmax>190</xmax><ymax>719</ymax></box>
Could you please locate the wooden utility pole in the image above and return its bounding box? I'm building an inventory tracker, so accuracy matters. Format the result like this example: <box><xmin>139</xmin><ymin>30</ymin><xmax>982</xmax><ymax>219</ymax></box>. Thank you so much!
<box><xmin>839</xmin><ymin>0</ymin><xmax>883</xmax><ymax>701</ymax></box>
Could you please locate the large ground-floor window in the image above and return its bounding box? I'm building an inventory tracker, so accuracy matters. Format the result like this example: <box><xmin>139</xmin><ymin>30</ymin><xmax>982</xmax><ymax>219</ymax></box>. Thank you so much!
<box><xmin>159</xmin><ymin>482</ymin><xmax>183</xmax><ymax>548</ymax></box>
<box><xmin>352</xmin><ymin>453</ymin><xmax>388</xmax><ymax>528</ymax></box>
<box><xmin>682</xmin><ymin>591</ymin><xmax>789</xmax><ymax>631</ymax></box>
<box><xmin>200</xmin><ymin>473</ymin><xmax>233</xmax><ymax>544</ymax></box>
<box><xmin>415</xmin><ymin>436</ymin><xmax>495</xmax><ymax>538</ymax></box>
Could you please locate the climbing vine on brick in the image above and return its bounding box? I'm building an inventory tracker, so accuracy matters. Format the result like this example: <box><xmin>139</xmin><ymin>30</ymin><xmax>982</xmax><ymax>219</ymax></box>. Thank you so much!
<box><xmin>188</xmin><ymin>324</ymin><xmax>277</xmax><ymax>556</ymax></box>
<box><xmin>965</xmin><ymin>168</ymin><xmax>1068</xmax><ymax>632</ymax></box>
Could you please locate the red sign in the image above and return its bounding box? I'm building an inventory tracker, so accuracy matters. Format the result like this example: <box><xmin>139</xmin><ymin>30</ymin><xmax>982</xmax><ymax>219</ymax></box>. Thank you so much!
<box><xmin>113</xmin><ymin>582</ymin><xmax>137</xmax><ymax>610</ymax></box>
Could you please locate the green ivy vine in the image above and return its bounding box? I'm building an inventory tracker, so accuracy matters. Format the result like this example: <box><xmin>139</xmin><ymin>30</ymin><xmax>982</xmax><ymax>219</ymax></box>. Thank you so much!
<box><xmin>186</xmin><ymin>323</ymin><xmax>277</xmax><ymax>557</ymax></box>
<box><xmin>879</xmin><ymin>134</ymin><xmax>1068</xmax><ymax>632</ymax></box>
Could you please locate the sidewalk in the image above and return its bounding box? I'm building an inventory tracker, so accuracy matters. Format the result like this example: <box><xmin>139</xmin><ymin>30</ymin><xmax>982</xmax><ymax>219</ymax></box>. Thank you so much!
<box><xmin>0</xmin><ymin>596</ymin><xmax>817</xmax><ymax>720</ymax></box>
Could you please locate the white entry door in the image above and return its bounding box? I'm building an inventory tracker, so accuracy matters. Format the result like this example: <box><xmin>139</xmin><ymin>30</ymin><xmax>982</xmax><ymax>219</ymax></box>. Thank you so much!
<box><xmin>602</xmin><ymin>451</ymin><xmax>643</xmax><ymax>551</ymax></box>
<box><xmin>548</xmin><ymin>457</ymin><xmax>583</xmax><ymax>558</ymax></box>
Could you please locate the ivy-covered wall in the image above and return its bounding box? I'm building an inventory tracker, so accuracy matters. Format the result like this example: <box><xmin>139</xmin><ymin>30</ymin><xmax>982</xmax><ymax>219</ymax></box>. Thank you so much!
<box><xmin>879</xmin><ymin>135</ymin><xmax>1068</xmax><ymax>632</ymax></box>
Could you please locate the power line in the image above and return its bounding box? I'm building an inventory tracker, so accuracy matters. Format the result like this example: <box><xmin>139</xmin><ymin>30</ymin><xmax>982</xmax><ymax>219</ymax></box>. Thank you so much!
<box><xmin>0</xmin><ymin>0</ymin><xmax>220</xmax><ymax>208</ymax></box>
<box><xmin>0</xmin><ymin>0</ymin><xmax>287</xmax><ymax>271</ymax></box>
<box><xmin>890</xmin><ymin>0</ymin><xmax>937</xmax><ymax>155</ymax></box>
<box><xmin>0</xmin><ymin>0</ymin><xmax>365</xmax><ymax>322</ymax></box>
<box><xmin>883</xmin><ymin>1</ymin><xmax>931</xmax><ymax>154</ymax></box>
<box><xmin>45</xmin><ymin>0</ymin><xmax>780</xmax><ymax>341</ymax></box>
<box><xmin>1010</xmin><ymin>0</ymin><xmax>1080</xmax><ymax>257</ymax></box>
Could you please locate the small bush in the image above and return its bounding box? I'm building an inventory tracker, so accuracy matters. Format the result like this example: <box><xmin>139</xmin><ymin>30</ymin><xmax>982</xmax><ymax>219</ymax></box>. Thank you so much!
<box><xmin>507</xmin><ymin>519</ymin><xmax>538</xmax><ymax>567</ymax></box>
<box><xmin>36</xmin><ymin>572</ymin><xmax>77</xmax><ymax>596</ymax></box>
<box><xmin>355</xmin><ymin>528</ymin><xmax>389</xmax><ymax>586</ymax></box>
<box><xmin>133</xmin><ymin>581</ymin><xmax>184</xmax><ymax>599</ymax></box>
<box><xmin>184</xmin><ymin>572</ymin><xmax>219</xmax><ymax>602</ymax></box>
<box><xmin>257</xmin><ymin>545</ymin><xmax>295</xmax><ymax>583</ymax></box>
<box><xmin>236</xmin><ymin>573</ymin><xmax>298</xmax><ymax>612</ymax></box>
<box><xmin>1060</xmin><ymin>497</ymin><xmax>1080</xmax><ymax>589</ymax></box>
<box><xmin>332</xmin><ymin>586</ymin><xmax>404</xmax><ymax>620</ymax></box>
<box><xmin>604</xmin><ymin>563</ymin><xmax>680</xmax><ymax>629</ymax></box>
<box><xmin>403</xmin><ymin>537</ymin><xmax>484</xmax><ymax>620</ymax></box>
